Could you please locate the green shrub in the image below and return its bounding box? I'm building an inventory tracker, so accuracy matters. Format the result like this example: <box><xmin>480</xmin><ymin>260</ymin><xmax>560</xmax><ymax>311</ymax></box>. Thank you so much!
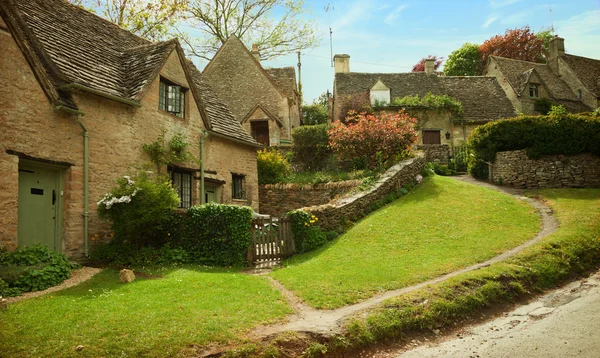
<box><xmin>287</xmin><ymin>210</ymin><xmax>327</xmax><ymax>253</ymax></box>
<box><xmin>426</xmin><ymin>162</ymin><xmax>457</xmax><ymax>176</ymax></box>
<box><xmin>468</xmin><ymin>114</ymin><xmax>600</xmax><ymax>179</ymax></box>
<box><xmin>97</xmin><ymin>172</ymin><xmax>180</xmax><ymax>247</ymax></box>
<box><xmin>534</xmin><ymin>97</ymin><xmax>555</xmax><ymax>114</ymax></box>
<box><xmin>0</xmin><ymin>245</ymin><xmax>71</xmax><ymax>297</ymax></box>
<box><xmin>391</xmin><ymin>92</ymin><xmax>463</xmax><ymax>115</ymax></box>
<box><xmin>291</xmin><ymin>124</ymin><xmax>332</xmax><ymax>171</ymax></box>
<box><xmin>257</xmin><ymin>149</ymin><xmax>290</xmax><ymax>184</ymax></box>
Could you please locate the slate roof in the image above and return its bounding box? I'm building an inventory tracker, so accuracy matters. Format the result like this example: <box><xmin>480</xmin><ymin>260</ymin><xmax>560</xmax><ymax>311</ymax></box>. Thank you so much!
<box><xmin>265</xmin><ymin>67</ymin><xmax>298</xmax><ymax>98</ymax></box>
<box><xmin>560</xmin><ymin>54</ymin><xmax>600</xmax><ymax>97</ymax></box>
<box><xmin>490</xmin><ymin>56</ymin><xmax>579</xmax><ymax>101</ymax></box>
<box><xmin>334</xmin><ymin>72</ymin><xmax>517</xmax><ymax>122</ymax></box>
<box><xmin>1</xmin><ymin>0</ymin><xmax>257</xmax><ymax>146</ymax></box>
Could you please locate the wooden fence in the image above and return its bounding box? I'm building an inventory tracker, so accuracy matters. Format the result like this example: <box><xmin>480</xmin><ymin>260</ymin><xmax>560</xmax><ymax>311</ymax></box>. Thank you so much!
<box><xmin>248</xmin><ymin>217</ymin><xmax>294</xmax><ymax>263</ymax></box>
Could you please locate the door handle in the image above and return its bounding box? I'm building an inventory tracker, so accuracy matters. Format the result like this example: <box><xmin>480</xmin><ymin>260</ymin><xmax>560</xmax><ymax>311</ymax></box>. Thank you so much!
<box><xmin>52</xmin><ymin>190</ymin><xmax>56</xmax><ymax>206</ymax></box>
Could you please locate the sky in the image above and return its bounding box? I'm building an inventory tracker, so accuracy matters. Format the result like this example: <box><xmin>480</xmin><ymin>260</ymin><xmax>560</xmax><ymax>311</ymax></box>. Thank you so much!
<box><xmin>254</xmin><ymin>0</ymin><xmax>600</xmax><ymax>104</ymax></box>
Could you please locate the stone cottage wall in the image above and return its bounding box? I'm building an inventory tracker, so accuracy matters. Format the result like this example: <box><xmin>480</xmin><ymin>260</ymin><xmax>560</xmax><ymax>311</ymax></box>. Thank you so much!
<box><xmin>416</xmin><ymin>144</ymin><xmax>449</xmax><ymax>163</ymax></box>
<box><xmin>259</xmin><ymin>180</ymin><xmax>362</xmax><ymax>217</ymax></box>
<box><xmin>494</xmin><ymin>150</ymin><xmax>600</xmax><ymax>188</ymax></box>
<box><xmin>0</xmin><ymin>28</ymin><xmax>258</xmax><ymax>258</ymax></box>
<box><xmin>303</xmin><ymin>154</ymin><xmax>425</xmax><ymax>232</ymax></box>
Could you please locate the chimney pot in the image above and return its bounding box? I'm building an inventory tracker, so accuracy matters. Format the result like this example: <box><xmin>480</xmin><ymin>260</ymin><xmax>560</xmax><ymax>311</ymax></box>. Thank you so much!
<box><xmin>424</xmin><ymin>59</ymin><xmax>435</xmax><ymax>75</ymax></box>
<box><xmin>334</xmin><ymin>54</ymin><xmax>350</xmax><ymax>74</ymax></box>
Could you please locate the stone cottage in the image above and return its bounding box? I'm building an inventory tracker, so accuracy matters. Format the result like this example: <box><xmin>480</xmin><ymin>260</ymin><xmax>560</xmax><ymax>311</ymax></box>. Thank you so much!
<box><xmin>203</xmin><ymin>36</ymin><xmax>301</xmax><ymax>146</ymax></box>
<box><xmin>0</xmin><ymin>0</ymin><xmax>260</xmax><ymax>258</ymax></box>
<box><xmin>485</xmin><ymin>37</ymin><xmax>599</xmax><ymax>114</ymax></box>
<box><xmin>332</xmin><ymin>56</ymin><xmax>517</xmax><ymax>147</ymax></box>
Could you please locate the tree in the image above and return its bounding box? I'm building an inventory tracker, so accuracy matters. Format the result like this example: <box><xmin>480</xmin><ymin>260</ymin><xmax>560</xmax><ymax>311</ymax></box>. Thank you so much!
<box><xmin>479</xmin><ymin>26</ymin><xmax>546</xmax><ymax>68</ymax></box>
<box><xmin>443</xmin><ymin>43</ymin><xmax>480</xmax><ymax>76</ymax></box>
<box><xmin>536</xmin><ymin>29</ymin><xmax>554</xmax><ymax>61</ymax></box>
<box><xmin>328</xmin><ymin>110</ymin><xmax>418</xmax><ymax>171</ymax></box>
<box><xmin>70</xmin><ymin>0</ymin><xmax>187</xmax><ymax>42</ymax></box>
<box><xmin>411</xmin><ymin>55</ymin><xmax>443</xmax><ymax>72</ymax></box>
<box><xmin>182</xmin><ymin>0</ymin><xmax>320</xmax><ymax>60</ymax></box>
<box><xmin>302</xmin><ymin>104</ymin><xmax>328</xmax><ymax>125</ymax></box>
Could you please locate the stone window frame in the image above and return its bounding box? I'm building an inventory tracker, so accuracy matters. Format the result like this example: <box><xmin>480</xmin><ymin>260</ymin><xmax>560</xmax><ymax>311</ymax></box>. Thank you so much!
<box><xmin>171</xmin><ymin>168</ymin><xmax>192</xmax><ymax>208</ymax></box>
<box><xmin>231</xmin><ymin>173</ymin><xmax>245</xmax><ymax>200</ymax></box>
<box><xmin>159</xmin><ymin>76</ymin><xmax>187</xmax><ymax>118</ymax></box>
<box><xmin>528</xmin><ymin>84</ymin><xmax>540</xmax><ymax>98</ymax></box>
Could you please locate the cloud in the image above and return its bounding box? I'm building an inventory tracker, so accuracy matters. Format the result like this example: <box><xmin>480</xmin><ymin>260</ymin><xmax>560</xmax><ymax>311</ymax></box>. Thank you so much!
<box><xmin>489</xmin><ymin>0</ymin><xmax>521</xmax><ymax>8</ymax></box>
<box><xmin>331</xmin><ymin>1</ymin><xmax>372</xmax><ymax>30</ymax></box>
<box><xmin>482</xmin><ymin>16</ymin><xmax>499</xmax><ymax>29</ymax></box>
<box><xmin>553</xmin><ymin>9</ymin><xmax>600</xmax><ymax>59</ymax></box>
<box><xmin>384</xmin><ymin>4</ymin><xmax>408</xmax><ymax>25</ymax></box>
<box><xmin>500</xmin><ymin>11</ymin><xmax>528</xmax><ymax>26</ymax></box>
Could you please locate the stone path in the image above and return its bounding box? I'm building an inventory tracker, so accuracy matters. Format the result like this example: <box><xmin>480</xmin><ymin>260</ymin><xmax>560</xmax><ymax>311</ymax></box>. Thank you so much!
<box><xmin>253</xmin><ymin>176</ymin><xmax>558</xmax><ymax>338</ymax></box>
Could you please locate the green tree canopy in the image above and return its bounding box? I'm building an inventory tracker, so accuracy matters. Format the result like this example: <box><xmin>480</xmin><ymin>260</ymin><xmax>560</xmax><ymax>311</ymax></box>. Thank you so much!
<box><xmin>443</xmin><ymin>43</ymin><xmax>480</xmax><ymax>76</ymax></box>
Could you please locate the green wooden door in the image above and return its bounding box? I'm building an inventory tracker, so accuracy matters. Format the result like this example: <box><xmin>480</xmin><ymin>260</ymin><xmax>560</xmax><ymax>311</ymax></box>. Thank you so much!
<box><xmin>18</xmin><ymin>165</ymin><xmax>59</xmax><ymax>250</ymax></box>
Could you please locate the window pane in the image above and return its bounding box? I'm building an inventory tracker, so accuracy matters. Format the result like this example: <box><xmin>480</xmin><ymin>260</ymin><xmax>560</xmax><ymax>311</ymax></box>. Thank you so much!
<box><xmin>182</xmin><ymin>173</ymin><xmax>191</xmax><ymax>208</ymax></box>
<box><xmin>159</xmin><ymin>82</ymin><xmax>166</xmax><ymax>111</ymax></box>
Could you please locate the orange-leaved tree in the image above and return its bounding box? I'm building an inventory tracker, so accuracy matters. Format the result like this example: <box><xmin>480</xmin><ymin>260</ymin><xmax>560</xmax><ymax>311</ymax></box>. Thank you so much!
<box><xmin>328</xmin><ymin>110</ymin><xmax>418</xmax><ymax>171</ymax></box>
<box><xmin>479</xmin><ymin>26</ymin><xmax>546</xmax><ymax>68</ymax></box>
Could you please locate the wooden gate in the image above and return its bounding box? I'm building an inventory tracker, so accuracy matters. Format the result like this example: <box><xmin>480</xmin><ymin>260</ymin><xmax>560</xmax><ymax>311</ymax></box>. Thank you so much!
<box><xmin>248</xmin><ymin>217</ymin><xmax>295</xmax><ymax>263</ymax></box>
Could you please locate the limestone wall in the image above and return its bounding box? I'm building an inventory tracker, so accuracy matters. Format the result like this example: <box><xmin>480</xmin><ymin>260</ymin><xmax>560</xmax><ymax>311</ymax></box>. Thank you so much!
<box><xmin>494</xmin><ymin>150</ymin><xmax>600</xmax><ymax>188</ymax></box>
<box><xmin>416</xmin><ymin>144</ymin><xmax>449</xmax><ymax>163</ymax></box>
<box><xmin>0</xmin><ymin>28</ymin><xmax>258</xmax><ymax>257</ymax></box>
<box><xmin>303</xmin><ymin>154</ymin><xmax>426</xmax><ymax>232</ymax></box>
<box><xmin>259</xmin><ymin>180</ymin><xmax>362</xmax><ymax>217</ymax></box>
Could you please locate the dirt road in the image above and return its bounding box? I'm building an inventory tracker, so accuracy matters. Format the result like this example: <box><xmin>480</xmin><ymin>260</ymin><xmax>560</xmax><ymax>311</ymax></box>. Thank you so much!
<box><xmin>396</xmin><ymin>269</ymin><xmax>600</xmax><ymax>358</ymax></box>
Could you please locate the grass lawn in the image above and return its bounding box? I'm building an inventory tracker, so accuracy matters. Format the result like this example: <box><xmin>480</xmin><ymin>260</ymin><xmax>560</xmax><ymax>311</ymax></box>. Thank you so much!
<box><xmin>270</xmin><ymin>175</ymin><xmax>540</xmax><ymax>309</ymax></box>
<box><xmin>0</xmin><ymin>265</ymin><xmax>292</xmax><ymax>357</ymax></box>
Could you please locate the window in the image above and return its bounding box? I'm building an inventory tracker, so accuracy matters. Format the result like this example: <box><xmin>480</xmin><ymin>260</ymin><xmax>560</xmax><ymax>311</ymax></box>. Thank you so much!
<box><xmin>370</xmin><ymin>80</ymin><xmax>390</xmax><ymax>106</ymax></box>
<box><xmin>577</xmin><ymin>89</ymin><xmax>583</xmax><ymax>100</ymax></box>
<box><xmin>232</xmin><ymin>174</ymin><xmax>244</xmax><ymax>200</ymax></box>
<box><xmin>529</xmin><ymin>85</ymin><xmax>539</xmax><ymax>98</ymax></box>
<box><xmin>159</xmin><ymin>78</ymin><xmax>186</xmax><ymax>118</ymax></box>
<box><xmin>171</xmin><ymin>170</ymin><xmax>192</xmax><ymax>208</ymax></box>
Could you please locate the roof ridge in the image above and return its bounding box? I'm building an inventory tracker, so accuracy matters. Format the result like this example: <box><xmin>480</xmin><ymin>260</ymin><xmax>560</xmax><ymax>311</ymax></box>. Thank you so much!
<box><xmin>490</xmin><ymin>55</ymin><xmax>542</xmax><ymax>66</ymax></box>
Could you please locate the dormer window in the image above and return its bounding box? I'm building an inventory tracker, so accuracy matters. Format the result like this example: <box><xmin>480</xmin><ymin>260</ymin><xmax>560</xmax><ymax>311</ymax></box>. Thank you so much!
<box><xmin>577</xmin><ymin>89</ymin><xmax>583</xmax><ymax>100</ymax></box>
<box><xmin>159</xmin><ymin>77</ymin><xmax>186</xmax><ymax>118</ymax></box>
<box><xmin>370</xmin><ymin>80</ymin><xmax>390</xmax><ymax>106</ymax></box>
<box><xmin>529</xmin><ymin>85</ymin><xmax>539</xmax><ymax>98</ymax></box>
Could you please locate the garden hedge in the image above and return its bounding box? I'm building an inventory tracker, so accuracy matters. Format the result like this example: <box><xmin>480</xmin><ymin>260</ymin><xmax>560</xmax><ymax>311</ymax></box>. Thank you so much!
<box><xmin>291</xmin><ymin>124</ymin><xmax>331</xmax><ymax>171</ymax></box>
<box><xmin>468</xmin><ymin>113</ymin><xmax>600</xmax><ymax>179</ymax></box>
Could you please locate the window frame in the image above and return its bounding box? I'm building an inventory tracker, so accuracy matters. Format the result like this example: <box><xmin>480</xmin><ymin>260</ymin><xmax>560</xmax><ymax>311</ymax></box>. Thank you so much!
<box><xmin>231</xmin><ymin>174</ymin><xmax>245</xmax><ymax>200</ymax></box>
<box><xmin>171</xmin><ymin>169</ymin><xmax>193</xmax><ymax>208</ymax></box>
<box><xmin>159</xmin><ymin>77</ymin><xmax>186</xmax><ymax>118</ymax></box>
<box><xmin>529</xmin><ymin>84</ymin><xmax>540</xmax><ymax>98</ymax></box>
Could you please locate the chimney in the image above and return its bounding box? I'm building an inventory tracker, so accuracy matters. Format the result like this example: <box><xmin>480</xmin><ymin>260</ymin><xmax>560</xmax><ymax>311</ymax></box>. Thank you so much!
<box><xmin>424</xmin><ymin>58</ymin><xmax>435</xmax><ymax>75</ymax></box>
<box><xmin>549</xmin><ymin>36</ymin><xmax>565</xmax><ymax>59</ymax></box>
<box><xmin>334</xmin><ymin>54</ymin><xmax>350</xmax><ymax>74</ymax></box>
<box><xmin>251</xmin><ymin>44</ymin><xmax>261</xmax><ymax>62</ymax></box>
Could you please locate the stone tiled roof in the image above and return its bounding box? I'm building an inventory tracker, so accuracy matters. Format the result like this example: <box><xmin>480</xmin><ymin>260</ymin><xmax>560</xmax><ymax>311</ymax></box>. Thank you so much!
<box><xmin>490</xmin><ymin>56</ymin><xmax>579</xmax><ymax>101</ymax></box>
<box><xmin>266</xmin><ymin>67</ymin><xmax>297</xmax><ymax>98</ymax></box>
<box><xmin>561</xmin><ymin>54</ymin><xmax>600</xmax><ymax>97</ymax></box>
<box><xmin>1</xmin><ymin>0</ymin><xmax>257</xmax><ymax>146</ymax></box>
<box><xmin>334</xmin><ymin>72</ymin><xmax>517</xmax><ymax>122</ymax></box>
<box><xmin>187</xmin><ymin>63</ymin><xmax>258</xmax><ymax>145</ymax></box>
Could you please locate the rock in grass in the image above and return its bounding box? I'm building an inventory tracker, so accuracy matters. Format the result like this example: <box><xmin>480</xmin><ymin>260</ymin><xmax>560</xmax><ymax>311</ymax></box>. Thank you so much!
<box><xmin>0</xmin><ymin>297</ymin><xmax>7</xmax><ymax>310</ymax></box>
<box><xmin>119</xmin><ymin>269</ymin><xmax>135</xmax><ymax>283</ymax></box>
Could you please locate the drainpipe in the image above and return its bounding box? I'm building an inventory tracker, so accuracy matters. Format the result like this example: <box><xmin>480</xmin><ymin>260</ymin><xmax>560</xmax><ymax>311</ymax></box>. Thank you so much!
<box><xmin>76</xmin><ymin>115</ymin><xmax>90</xmax><ymax>257</ymax></box>
<box><xmin>55</xmin><ymin>105</ymin><xmax>89</xmax><ymax>257</ymax></box>
<box><xmin>199</xmin><ymin>130</ymin><xmax>209</xmax><ymax>204</ymax></box>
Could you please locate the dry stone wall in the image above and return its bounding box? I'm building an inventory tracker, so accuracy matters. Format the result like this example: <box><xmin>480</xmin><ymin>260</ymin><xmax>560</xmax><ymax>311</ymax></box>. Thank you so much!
<box><xmin>416</xmin><ymin>144</ymin><xmax>449</xmax><ymax>163</ymax></box>
<box><xmin>303</xmin><ymin>154</ymin><xmax>426</xmax><ymax>232</ymax></box>
<box><xmin>259</xmin><ymin>180</ymin><xmax>362</xmax><ymax>217</ymax></box>
<box><xmin>494</xmin><ymin>150</ymin><xmax>600</xmax><ymax>188</ymax></box>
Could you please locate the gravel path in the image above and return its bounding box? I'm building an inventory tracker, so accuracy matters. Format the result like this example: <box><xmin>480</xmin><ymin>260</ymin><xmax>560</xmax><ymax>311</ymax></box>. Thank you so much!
<box><xmin>5</xmin><ymin>267</ymin><xmax>103</xmax><ymax>304</ymax></box>
<box><xmin>253</xmin><ymin>176</ymin><xmax>558</xmax><ymax>338</ymax></box>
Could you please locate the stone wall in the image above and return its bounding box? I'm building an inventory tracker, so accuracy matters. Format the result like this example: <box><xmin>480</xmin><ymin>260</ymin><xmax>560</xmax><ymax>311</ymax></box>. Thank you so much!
<box><xmin>494</xmin><ymin>150</ymin><xmax>600</xmax><ymax>188</ymax></box>
<box><xmin>303</xmin><ymin>154</ymin><xmax>426</xmax><ymax>232</ymax></box>
<box><xmin>0</xmin><ymin>28</ymin><xmax>258</xmax><ymax>258</ymax></box>
<box><xmin>259</xmin><ymin>180</ymin><xmax>362</xmax><ymax>217</ymax></box>
<box><xmin>416</xmin><ymin>144</ymin><xmax>449</xmax><ymax>163</ymax></box>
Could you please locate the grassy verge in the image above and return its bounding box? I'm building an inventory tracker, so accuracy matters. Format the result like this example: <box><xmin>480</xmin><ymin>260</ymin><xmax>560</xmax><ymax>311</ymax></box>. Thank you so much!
<box><xmin>270</xmin><ymin>176</ymin><xmax>539</xmax><ymax>309</ymax></box>
<box><xmin>0</xmin><ymin>265</ymin><xmax>292</xmax><ymax>357</ymax></box>
<box><xmin>328</xmin><ymin>188</ymin><xmax>600</xmax><ymax>354</ymax></box>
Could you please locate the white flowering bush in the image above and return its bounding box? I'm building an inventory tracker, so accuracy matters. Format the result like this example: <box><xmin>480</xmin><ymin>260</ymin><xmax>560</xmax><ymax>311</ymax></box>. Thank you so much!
<box><xmin>97</xmin><ymin>172</ymin><xmax>179</xmax><ymax>247</ymax></box>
